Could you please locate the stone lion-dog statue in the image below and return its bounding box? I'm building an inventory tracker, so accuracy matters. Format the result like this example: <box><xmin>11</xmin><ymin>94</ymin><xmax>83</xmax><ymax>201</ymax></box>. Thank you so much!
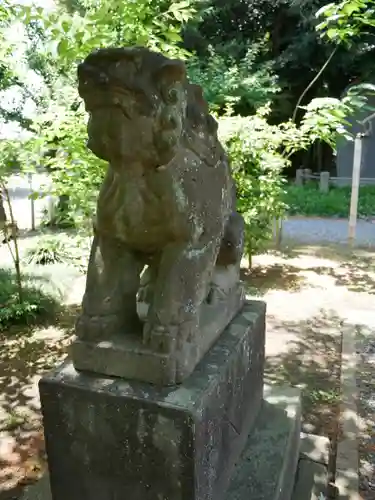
<box><xmin>72</xmin><ymin>47</ymin><xmax>246</xmax><ymax>384</ymax></box>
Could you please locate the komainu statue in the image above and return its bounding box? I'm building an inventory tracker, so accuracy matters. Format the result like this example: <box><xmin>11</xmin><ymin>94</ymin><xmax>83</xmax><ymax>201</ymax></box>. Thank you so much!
<box><xmin>73</xmin><ymin>47</ymin><xmax>245</xmax><ymax>385</ymax></box>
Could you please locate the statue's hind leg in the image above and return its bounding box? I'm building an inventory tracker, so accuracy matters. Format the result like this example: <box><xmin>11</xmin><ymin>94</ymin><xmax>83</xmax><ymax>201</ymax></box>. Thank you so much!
<box><xmin>76</xmin><ymin>233</ymin><xmax>144</xmax><ymax>340</ymax></box>
<box><xmin>216</xmin><ymin>211</ymin><xmax>245</xmax><ymax>267</ymax></box>
<box><xmin>207</xmin><ymin>211</ymin><xmax>245</xmax><ymax>304</ymax></box>
<box><xmin>143</xmin><ymin>234</ymin><xmax>221</xmax><ymax>353</ymax></box>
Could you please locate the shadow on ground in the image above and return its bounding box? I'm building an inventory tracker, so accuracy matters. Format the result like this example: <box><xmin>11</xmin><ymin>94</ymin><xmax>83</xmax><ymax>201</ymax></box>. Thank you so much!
<box><xmin>1</xmin><ymin>243</ymin><xmax>373</xmax><ymax>498</ymax></box>
<box><xmin>242</xmin><ymin>263</ymin><xmax>305</xmax><ymax>294</ymax></box>
<box><xmin>242</xmin><ymin>245</ymin><xmax>375</xmax><ymax>295</ymax></box>
<box><xmin>265</xmin><ymin>310</ymin><xmax>342</xmax><ymax>438</ymax></box>
<box><xmin>0</xmin><ymin>303</ymin><xmax>77</xmax><ymax>498</ymax></box>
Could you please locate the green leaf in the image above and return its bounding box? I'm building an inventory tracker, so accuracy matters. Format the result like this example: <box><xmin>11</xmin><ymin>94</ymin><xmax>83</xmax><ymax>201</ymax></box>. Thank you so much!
<box><xmin>62</xmin><ymin>21</ymin><xmax>70</xmax><ymax>33</ymax></box>
<box><xmin>165</xmin><ymin>30</ymin><xmax>182</xmax><ymax>42</ymax></box>
<box><xmin>57</xmin><ymin>39</ymin><xmax>69</xmax><ymax>56</ymax></box>
<box><xmin>168</xmin><ymin>0</ymin><xmax>191</xmax><ymax>12</ymax></box>
<box><xmin>315</xmin><ymin>3</ymin><xmax>335</xmax><ymax>19</ymax></box>
<box><xmin>326</xmin><ymin>28</ymin><xmax>338</xmax><ymax>38</ymax></box>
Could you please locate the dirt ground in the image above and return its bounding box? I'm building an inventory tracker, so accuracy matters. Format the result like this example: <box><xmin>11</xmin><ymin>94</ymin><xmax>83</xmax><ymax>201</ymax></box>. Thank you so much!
<box><xmin>245</xmin><ymin>244</ymin><xmax>375</xmax><ymax>499</ymax></box>
<box><xmin>0</xmin><ymin>243</ymin><xmax>374</xmax><ymax>499</ymax></box>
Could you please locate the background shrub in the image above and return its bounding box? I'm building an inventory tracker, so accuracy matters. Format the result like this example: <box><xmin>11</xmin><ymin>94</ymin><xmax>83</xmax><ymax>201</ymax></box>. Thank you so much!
<box><xmin>219</xmin><ymin>112</ymin><xmax>287</xmax><ymax>258</ymax></box>
<box><xmin>285</xmin><ymin>184</ymin><xmax>375</xmax><ymax>218</ymax></box>
<box><xmin>0</xmin><ymin>268</ymin><xmax>59</xmax><ymax>331</ymax></box>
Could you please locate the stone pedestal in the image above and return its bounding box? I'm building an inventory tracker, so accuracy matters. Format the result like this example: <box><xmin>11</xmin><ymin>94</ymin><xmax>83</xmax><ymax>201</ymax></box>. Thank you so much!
<box><xmin>39</xmin><ymin>301</ymin><xmax>265</xmax><ymax>500</ymax></box>
<box><xmin>24</xmin><ymin>386</ymin><xmax>330</xmax><ymax>500</ymax></box>
<box><xmin>71</xmin><ymin>284</ymin><xmax>245</xmax><ymax>385</ymax></box>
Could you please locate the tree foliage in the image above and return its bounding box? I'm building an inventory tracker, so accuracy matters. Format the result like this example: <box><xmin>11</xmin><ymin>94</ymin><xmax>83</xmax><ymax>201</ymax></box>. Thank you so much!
<box><xmin>187</xmin><ymin>41</ymin><xmax>279</xmax><ymax>115</ymax></box>
<box><xmin>0</xmin><ymin>0</ymin><xmax>374</xmax><ymax>274</ymax></box>
<box><xmin>185</xmin><ymin>0</ymin><xmax>375</xmax><ymax>125</ymax></box>
<box><xmin>317</xmin><ymin>0</ymin><xmax>375</xmax><ymax>44</ymax></box>
<box><xmin>0</xmin><ymin>0</ymin><xmax>196</xmax><ymax>226</ymax></box>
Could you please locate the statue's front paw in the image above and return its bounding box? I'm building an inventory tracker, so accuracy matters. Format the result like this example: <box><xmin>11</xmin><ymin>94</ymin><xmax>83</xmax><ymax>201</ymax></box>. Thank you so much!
<box><xmin>75</xmin><ymin>315</ymin><xmax>105</xmax><ymax>340</ymax></box>
<box><xmin>76</xmin><ymin>313</ymin><xmax>142</xmax><ymax>340</ymax></box>
<box><xmin>143</xmin><ymin>319</ymin><xmax>197</xmax><ymax>353</ymax></box>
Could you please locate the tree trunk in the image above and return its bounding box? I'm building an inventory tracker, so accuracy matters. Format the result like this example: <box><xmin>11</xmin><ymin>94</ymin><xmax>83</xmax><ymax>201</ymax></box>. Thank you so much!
<box><xmin>0</xmin><ymin>182</ymin><xmax>23</xmax><ymax>304</ymax></box>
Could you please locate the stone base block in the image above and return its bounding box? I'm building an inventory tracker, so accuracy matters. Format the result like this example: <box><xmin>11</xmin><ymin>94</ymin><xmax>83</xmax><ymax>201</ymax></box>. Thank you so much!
<box><xmin>226</xmin><ymin>385</ymin><xmax>302</xmax><ymax>500</ymax></box>
<box><xmin>292</xmin><ymin>459</ymin><xmax>328</xmax><ymax>500</ymax></box>
<box><xmin>39</xmin><ymin>300</ymin><xmax>265</xmax><ymax>500</ymax></box>
<box><xmin>71</xmin><ymin>283</ymin><xmax>245</xmax><ymax>385</ymax></box>
<box><xmin>25</xmin><ymin>385</ymin><xmax>331</xmax><ymax>500</ymax></box>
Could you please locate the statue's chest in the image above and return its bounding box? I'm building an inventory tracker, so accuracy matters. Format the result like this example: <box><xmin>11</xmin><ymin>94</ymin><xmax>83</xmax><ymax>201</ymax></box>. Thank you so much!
<box><xmin>97</xmin><ymin>174</ymin><xmax>187</xmax><ymax>245</ymax></box>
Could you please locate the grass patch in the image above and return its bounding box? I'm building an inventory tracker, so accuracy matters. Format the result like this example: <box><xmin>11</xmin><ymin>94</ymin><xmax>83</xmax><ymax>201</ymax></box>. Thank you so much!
<box><xmin>23</xmin><ymin>235</ymin><xmax>71</xmax><ymax>266</ymax></box>
<box><xmin>0</xmin><ymin>268</ymin><xmax>61</xmax><ymax>331</ymax></box>
<box><xmin>25</xmin><ymin>232</ymin><xmax>91</xmax><ymax>272</ymax></box>
<box><xmin>284</xmin><ymin>183</ymin><xmax>375</xmax><ymax>218</ymax></box>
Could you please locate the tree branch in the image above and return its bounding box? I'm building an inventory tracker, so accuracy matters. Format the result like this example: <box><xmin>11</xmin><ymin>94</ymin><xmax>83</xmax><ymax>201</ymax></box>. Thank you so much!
<box><xmin>292</xmin><ymin>47</ymin><xmax>338</xmax><ymax>123</ymax></box>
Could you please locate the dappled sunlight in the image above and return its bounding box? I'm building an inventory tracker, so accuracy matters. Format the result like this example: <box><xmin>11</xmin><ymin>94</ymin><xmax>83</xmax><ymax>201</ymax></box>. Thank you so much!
<box><xmin>265</xmin><ymin>310</ymin><xmax>342</xmax><ymax>438</ymax></box>
<box><xmin>0</xmin><ymin>242</ymin><xmax>374</xmax><ymax>496</ymax></box>
<box><xmin>0</xmin><ymin>429</ymin><xmax>46</xmax><ymax>496</ymax></box>
<box><xmin>243</xmin><ymin>246</ymin><xmax>375</xmax><ymax>297</ymax></box>
<box><xmin>242</xmin><ymin>263</ymin><xmax>307</xmax><ymax>293</ymax></box>
<box><xmin>250</xmin><ymin>246</ymin><xmax>374</xmax><ymax>498</ymax></box>
<box><xmin>0</xmin><ymin>305</ymin><xmax>76</xmax><ymax>495</ymax></box>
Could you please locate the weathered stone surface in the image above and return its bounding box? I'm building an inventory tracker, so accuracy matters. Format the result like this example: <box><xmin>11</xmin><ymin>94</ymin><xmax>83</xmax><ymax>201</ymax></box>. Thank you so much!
<box><xmin>291</xmin><ymin>459</ymin><xmax>328</xmax><ymax>500</ymax></box>
<box><xmin>226</xmin><ymin>384</ymin><xmax>302</xmax><ymax>500</ymax></box>
<box><xmin>21</xmin><ymin>447</ymin><xmax>328</xmax><ymax>500</ymax></box>
<box><xmin>71</xmin><ymin>282</ymin><xmax>245</xmax><ymax>385</ymax></box>
<box><xmin>39</xmin><ymin>300</ymin><xmax>265</xmax><ymax>500</ymax></box>
<box><xmin>25</xmin><ymin>385</ymin><xmax>334</xmax><ymax>500</ymax></box>
<box><xmin>73</xmin><ymin>46</ymin><xmax>246</xmax><ymax>384</ymax></box>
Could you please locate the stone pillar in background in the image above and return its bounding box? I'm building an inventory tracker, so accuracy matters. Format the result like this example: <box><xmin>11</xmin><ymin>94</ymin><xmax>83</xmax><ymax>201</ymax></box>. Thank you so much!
<box><xmin>303</xmin><ymin>168</ymin><xmax>312</xmax><ymax>183</ymax></box>
<box><xmin>319</xmin><ymin>171</ymin><xmax>330</xmax><ymax>193</ymax></box>
<box><xmin>295</xmin><ymin>168</ymin><xmax>304</xmax><ymax>186</ymax></box>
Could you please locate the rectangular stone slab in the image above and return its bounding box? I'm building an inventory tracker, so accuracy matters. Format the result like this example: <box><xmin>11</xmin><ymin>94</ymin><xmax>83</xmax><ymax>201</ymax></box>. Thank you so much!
<box><xmin>226</xmin><ymin>385</ymin><xmax>302</xmax><ymax>500</ymax></box>
<box><xmin>71</xmin><ymin>283</ymin><xmax>245</xmax><ymax>385</ymax></box>
<box><xmin>39</xmin><ymin>300</ymin><xmax>265</xmax><ymax>500</ymax></box>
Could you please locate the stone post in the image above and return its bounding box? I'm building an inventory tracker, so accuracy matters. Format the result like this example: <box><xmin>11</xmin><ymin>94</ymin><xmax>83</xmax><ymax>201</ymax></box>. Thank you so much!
<box><xmin>319</xmin><ymin>171</ymin><xmax>330</xmax><ymax>193</ymax></box>
<box><xmin>303</xmin><ymin>168</ymin><xmax>312</xmax><ymax>183</ymax></box>
<box><xmin>295</xmin><ymin>169</ymin><xmax>304</xmax><ymax>186</ymax></box>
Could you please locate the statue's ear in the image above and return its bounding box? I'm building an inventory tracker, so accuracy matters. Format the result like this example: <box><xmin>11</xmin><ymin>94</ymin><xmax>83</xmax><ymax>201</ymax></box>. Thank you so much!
<box><xmin>154</xmin><ymin>60</ymin><xmax>186</xmax><ymax>86</ymax></box>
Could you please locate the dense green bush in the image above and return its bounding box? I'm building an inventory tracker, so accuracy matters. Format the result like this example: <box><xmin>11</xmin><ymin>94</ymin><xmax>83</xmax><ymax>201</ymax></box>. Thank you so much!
<box><xmin>219</xmin><ymin>113</ymin><xmax>288</xmax><ymax>258</ymax></box>
<box><xmin>0</xmin><ymin>268</ymin><xmax>59</xmax><ymax>331</ymax></box>
<box><xmin>285</xmin><ymin>184</ymin><xmax>375</xmax><ymax>218</ymax></box>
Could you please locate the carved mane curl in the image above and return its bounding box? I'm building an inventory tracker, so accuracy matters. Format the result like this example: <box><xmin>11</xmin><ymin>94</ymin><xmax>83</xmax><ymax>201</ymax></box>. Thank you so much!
<box><xmin>184</xmin><ymin>82</ymin><xmax>225</xmax><ymax>167</ymax></box>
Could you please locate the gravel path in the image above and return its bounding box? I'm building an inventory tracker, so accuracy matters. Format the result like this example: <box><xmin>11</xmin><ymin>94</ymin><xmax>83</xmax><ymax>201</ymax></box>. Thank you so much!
<box><xmin>3</xmin><ymin>173</ymin><xmax>375</xmax><ymax>247</ymax></box>
<box><xmin>282</xmin><ymin>217</ymin><xmax>375</xmax><ymax>247</ymax></box>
